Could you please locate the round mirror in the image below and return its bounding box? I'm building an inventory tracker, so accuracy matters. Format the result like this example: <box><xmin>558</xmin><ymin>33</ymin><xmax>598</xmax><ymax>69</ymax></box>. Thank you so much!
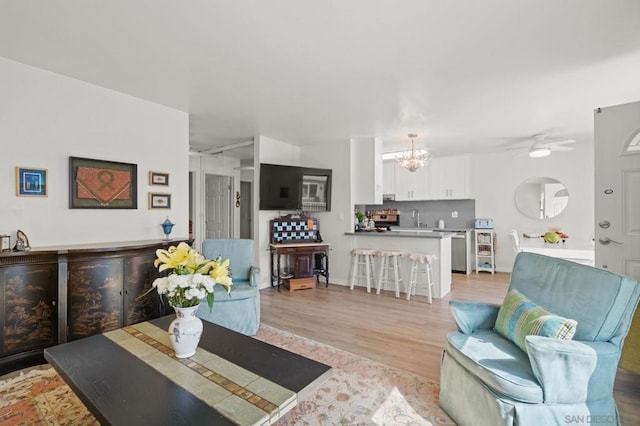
<box><xmin>515</xmin><ymin>177</ymin><xmax>569</xmax><ymax>220</ymax></box>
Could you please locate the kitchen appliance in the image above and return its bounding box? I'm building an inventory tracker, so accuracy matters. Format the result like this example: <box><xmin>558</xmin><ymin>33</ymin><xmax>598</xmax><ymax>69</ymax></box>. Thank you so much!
<box><xmin>452</xmin><ymin>230</ymin><xmax>472</xmax><ymax>274</ymax></box>
<box><xmin>369</xmin><ymin>210</ymin><xmax>400</xmax><ymax>229</ymax></box>
<box><xmin>474</xmin><ymin>218</ymin><xmax>494</xmax><ymax>229</ymax></box>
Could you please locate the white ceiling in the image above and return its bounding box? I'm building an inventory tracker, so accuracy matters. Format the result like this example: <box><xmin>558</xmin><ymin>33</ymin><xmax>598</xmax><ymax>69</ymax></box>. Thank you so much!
<box><xmin>1</xmin><ymin>1</ymin><xmax>640</xmax><ymax>158</ymax></box>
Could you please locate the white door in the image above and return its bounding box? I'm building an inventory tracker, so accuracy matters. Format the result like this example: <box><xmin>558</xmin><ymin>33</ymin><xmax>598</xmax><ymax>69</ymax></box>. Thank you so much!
<box><xmin>594</xmin><ymin>100</ymin><xmax>640</xmax><ymax>372</ymax></box>
<box><xmin>205</xmin><ymin>174</ymin><xmax>232</xmax><ymax>239</ymax></box>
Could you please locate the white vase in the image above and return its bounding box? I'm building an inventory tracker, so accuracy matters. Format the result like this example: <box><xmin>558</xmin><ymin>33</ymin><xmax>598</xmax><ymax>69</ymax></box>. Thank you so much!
<box><xmin>168</xmin><ymin>304</ymin><xmax>203</xmax><ymax>358</ymax></box>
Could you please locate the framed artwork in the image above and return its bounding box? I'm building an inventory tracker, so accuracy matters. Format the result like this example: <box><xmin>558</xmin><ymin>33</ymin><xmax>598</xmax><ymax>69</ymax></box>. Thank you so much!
<box><xmin>149</xmin><ymin>171</ymin><xmax>169</xmax><ymax>186</ymax></box>
<box><xmin>149</xmin><ymin>192</ymin><xmax>171</xmax><ymax>209</ymax></box>
<box><xmin>69</xmin><ymin>157</ymin><xmax>138</xmax><ymax>209</ymax></box>
<box><xmin>16</xmin><ymin>167</ymin><xmax>48</xmax><ymax>197</ymax></box>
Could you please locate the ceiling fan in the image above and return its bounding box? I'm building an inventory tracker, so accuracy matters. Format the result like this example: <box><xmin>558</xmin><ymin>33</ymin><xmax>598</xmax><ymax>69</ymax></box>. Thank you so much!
<box><xmin>504</xmin><ymin>134</ymin><xmax>576</xmax><ymax>158</ymax></box>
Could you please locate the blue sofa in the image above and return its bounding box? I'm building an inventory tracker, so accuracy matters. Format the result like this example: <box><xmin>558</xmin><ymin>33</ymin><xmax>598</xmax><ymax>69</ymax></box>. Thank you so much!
<box><xmin>440</xmin><ymin>252</ymin><xmax>640</xmax><ymax>426</ymax></box>
<box><xmin>196</xmin><ymin>239</ymin><xmax>260</xmax><ymax>336</ymax></box>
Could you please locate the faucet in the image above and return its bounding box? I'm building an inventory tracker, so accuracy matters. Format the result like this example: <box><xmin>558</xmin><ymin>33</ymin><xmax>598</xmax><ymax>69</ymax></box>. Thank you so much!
<box><xmin>412</xmin><ymin>209</ymin><xmax>421</xmax><ymax>228</ymax></box>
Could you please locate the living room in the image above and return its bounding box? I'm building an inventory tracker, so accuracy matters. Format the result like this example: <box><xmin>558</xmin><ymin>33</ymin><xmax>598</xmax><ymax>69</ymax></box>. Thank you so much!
<box><xmin>1</xmin><ymin>2</ymin><xmax>640</xmax><ymax>425</ymax></box>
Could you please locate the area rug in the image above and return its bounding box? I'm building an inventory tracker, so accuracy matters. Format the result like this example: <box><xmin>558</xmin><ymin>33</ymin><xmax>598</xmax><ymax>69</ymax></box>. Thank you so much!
<box><xmin>255</xmin><ymin>324</ymin><xmax>453</xmax><ymax>425</ymax></box>
<box><xmin>0</xmin><ymin>324</ymin><xmax>453</xmax><ymax>425</ymax></box>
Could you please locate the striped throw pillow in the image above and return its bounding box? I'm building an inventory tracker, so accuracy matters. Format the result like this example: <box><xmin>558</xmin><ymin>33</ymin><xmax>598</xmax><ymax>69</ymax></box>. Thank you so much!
<box><xmin>495</xmin><ymin>289</ymin><xmax>578</xmax><ymax>353</ymax></box>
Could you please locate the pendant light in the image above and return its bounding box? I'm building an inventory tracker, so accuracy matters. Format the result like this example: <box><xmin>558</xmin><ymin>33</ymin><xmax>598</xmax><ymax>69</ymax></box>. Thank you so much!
<box><xmin>397</xmin><ymin>133</ymin><xmax>431</xmax><ymax>172</ymax></box>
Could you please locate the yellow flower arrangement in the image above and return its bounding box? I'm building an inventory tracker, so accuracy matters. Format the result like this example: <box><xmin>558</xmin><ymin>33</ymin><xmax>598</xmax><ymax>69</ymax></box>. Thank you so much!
<box><xmin>151</xmin><ymin>242</ymin><xmax>232</xmax><ymax>310</ymax></box>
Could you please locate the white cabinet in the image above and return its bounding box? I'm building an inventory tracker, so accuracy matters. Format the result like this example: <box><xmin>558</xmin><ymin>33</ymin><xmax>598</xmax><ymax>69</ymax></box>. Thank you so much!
<box><xmin>351</xmin><ymin>137</ymin><xmax>383</xmax><ymax>204</ymax></box>
<box><xmin>382</xmin><ymin>160</ymin><xmax>395</xmax><ymax>195</ymax></box>
<box><xmin>474</xmin><ymin>229</ymin><xmax>495</xmax><ymax>274</ymax></box>
<box><xmin>428</xmin><ymin>155</ymin><xmax>471</xmax><ymax>199</ymax></box>
<box><xmin>394</xmin><ymin>163</ymin><xmax>428</xmax><ymax>200</ymax></box>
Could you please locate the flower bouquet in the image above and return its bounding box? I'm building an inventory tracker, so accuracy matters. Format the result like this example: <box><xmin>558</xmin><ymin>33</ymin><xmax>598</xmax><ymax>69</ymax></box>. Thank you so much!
<box><xmin>147</xmin><ymin>242</ymin><xmax>232</xmax><ymax>358</ymax></box>
<box><xmin>151</xmin><ymin>242</ymin><xmax>232</xmax><ymax>310</ymax></box>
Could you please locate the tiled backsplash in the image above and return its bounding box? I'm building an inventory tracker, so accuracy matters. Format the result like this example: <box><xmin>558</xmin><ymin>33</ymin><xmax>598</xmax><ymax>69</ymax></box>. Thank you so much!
<box><xmin>362</xmin><ymin>199</ymin><xmax>476</xmax><ymax>229</ymax></box>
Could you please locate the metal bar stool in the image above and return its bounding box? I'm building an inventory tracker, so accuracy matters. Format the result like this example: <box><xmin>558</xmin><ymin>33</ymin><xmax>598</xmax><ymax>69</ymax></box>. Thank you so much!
<box><xmin>349</xmin><ymin>248</ymin><xmax>377</xmax><ymax>293</ymax></box>
<box><xmin>406</xmin><ymin>252</ymin><xmax>436</xmax><ymax>304</ymax></box>
<box><xmin>375</xmin><ymin>250</ymin><xmax>403</xmax><ymax>298</ymax></box>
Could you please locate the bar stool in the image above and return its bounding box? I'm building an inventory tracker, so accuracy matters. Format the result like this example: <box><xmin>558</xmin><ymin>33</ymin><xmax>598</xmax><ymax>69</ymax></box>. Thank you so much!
<box><xmin>349</xmin><ymin>248</ymin><xmax>377</xmax><ymax>293</ymax></box>
<box><xmin>375</xmin><ymin>250</ymin><xmax>403</xmax><ymax>298</ymax></box>
<box><xmin>406</xmin><ymin>252</ymin><xmax>435</xmax><ymax>304</ymax></box>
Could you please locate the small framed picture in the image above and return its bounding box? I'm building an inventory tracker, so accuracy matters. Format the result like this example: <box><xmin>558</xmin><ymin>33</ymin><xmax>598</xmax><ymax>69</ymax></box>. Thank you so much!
<box><xmin>149</xmin><ymin>192</ymin><xmax>171</xmax><ymax>209</ymax></box>
<box><xmin>0</xmin><ymin>235</ymin><xmax>11</xmax><ymax>252</ymax></box>
<box><xmin>16</xmin><ymin>167</ymin><xmax>48</xmax><ymax>197</ymax></box>
<box><xmin>149</xmin><ymin>171</ymin><xmax>169</xmax><ymax>186</ymax></box>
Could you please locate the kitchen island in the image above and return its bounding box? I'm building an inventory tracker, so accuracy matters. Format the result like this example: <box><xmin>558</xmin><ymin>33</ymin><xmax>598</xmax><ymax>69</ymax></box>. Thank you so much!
<box><xmin>344</xmin><ymin>230</ymin><xmax>453</xmax><ymax>298</ymax></box>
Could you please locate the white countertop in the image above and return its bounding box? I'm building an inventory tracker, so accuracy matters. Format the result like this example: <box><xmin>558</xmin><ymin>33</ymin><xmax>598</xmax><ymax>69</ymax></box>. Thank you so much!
<box><xmin>345</xmin><ymin>230</ymin><xmax>455</xmax><ymax>239</ymax></box>
<box><xmin>270</xmin><ymin>242</ymin><xmax>330</xmax><ymax>248</ymax></box>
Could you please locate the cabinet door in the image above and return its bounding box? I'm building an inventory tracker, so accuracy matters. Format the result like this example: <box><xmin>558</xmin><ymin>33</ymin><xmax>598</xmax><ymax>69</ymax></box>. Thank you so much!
<box><xmin>428</xmin><ymin>155</ymin><xmax>470</xmax><ymax>199</ymax></box>
<box><xmin>395</xmin><ymin>165</ymin><xmax>428</xmax><ymax>200</ymax></box>
<box><xmin>293</xmin><ymin>254</ymin><xmax>313</xmax><ymax>277</ymax></box>
<box><xmin>428</xmin><ymin>158</ymin><xmax>448</xmax><ymax>199</ymax></box>
<box><xmin>67</xmin><ymin>258</ymin><xmax>123</xmax><ymax>341</ymax></box>
<box><xmin>1</xmin><ymin>263</ymin><xmax>57</xmax><ymax>356</ymax></box>
<box><xmin>124</xmin><ymin>253</ymin><xmax>163</xmax><ymax>326</ymax></box>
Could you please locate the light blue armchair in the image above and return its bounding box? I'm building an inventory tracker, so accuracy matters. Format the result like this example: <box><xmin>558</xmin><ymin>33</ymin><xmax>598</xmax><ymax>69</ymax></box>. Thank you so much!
<box><xmin>196</xmin><ymin>239</ymin><xmax>260</xmax><ymax>336</ymax></box>
<box><xmin>440</xmin><ymin>252</ymin><xmax>640</xmax><ymax>426</ymax></box>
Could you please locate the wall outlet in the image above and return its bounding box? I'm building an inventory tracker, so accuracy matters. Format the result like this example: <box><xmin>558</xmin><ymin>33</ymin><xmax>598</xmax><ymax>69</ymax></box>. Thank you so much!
<box><xmin>451</xmin><ymin>210</ymin><xmax>458</xmax><ymax>218</ymax></box>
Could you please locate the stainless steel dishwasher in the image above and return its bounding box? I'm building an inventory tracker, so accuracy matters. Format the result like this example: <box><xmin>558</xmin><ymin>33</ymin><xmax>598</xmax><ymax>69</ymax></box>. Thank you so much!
<box><xmin>451</xmin><ymin>231</ymin><xmax>470</xmax><ymax>273</ymax></box>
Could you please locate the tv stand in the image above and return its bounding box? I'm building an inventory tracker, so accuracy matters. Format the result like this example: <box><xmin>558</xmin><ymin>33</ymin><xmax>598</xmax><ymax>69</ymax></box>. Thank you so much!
<box><xmin>269</xmin><ymin>243</ymin><xmax>330</xmax><ymax>290</ymax></box>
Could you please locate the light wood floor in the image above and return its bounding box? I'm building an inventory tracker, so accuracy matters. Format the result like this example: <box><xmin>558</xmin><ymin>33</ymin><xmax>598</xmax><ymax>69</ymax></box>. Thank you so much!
<box><xmin>260</xmin><ymin>272</ymin><xmax>640</xmax><ymax>425</ymax></box>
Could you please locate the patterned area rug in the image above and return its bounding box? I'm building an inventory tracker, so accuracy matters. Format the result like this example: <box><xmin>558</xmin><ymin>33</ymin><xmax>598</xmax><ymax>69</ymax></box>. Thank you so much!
<box><xmin>255</xmin><ymin>324</ymin><xmax>453</xmax><ymax>425</ymax></box>
<box><xmin>0</xmin><ymin>367</ymin><xmax>98</xmax><ymax>425</ymax></box>
<box><xmin>0</xmin><ymin>324</ymin><xmax>453</xmax><ymax>425</ymax></box>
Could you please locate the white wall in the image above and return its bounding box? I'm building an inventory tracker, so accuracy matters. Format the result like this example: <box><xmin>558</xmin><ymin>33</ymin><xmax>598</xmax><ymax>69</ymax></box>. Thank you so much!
<box><xmin>300</xmin><ymin>140</ymin><xmax>353</xmax><ymax>286</ymax></box>
<box><xmin>254</xmin><ymin>135</ymin><xmax>356</xmax><ymax>289</ymax></box>
<box><xmin>472</xmin><ymin>142</ymin><xmax>595</xmax><ymax>271</ymax></box>
<box><xmin>256</xmin><ymin>136</ymin><xmax>301</xmax><ymax>288</ymax></box>
<box><xmin>0</xmin><ymin>57</ymin><xmax>189</xmax><ymax>247</ymax></box>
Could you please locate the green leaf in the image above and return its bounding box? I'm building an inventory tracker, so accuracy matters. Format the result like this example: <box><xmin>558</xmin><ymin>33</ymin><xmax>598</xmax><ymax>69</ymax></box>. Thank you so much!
<box><xmin>207</xmin><ymin>293</ymin><xmax>214</xmax><ymax>311</ymax></box>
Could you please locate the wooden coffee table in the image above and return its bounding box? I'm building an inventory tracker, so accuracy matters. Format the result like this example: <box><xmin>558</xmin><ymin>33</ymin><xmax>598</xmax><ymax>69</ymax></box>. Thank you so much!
<box><xmin>44</xmin><ymin>316</ymin><xmax>331</xmax><ymax>425</ymax></box>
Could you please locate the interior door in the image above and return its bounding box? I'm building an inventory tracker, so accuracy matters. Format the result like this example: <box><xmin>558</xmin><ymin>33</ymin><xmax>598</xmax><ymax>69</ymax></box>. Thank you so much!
<box><xmin>205</xmin><ymin>174</ymin><xmax>231</xmax><ymax>239</ymax></box>
<box><xmin>594</xmin><ymin>101</ymin><xmax>640</xmax><ymax>373</ymax></box>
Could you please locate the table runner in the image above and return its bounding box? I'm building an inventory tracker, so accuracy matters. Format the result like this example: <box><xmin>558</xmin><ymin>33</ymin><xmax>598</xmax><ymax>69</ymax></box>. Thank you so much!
<box><xmin>105</xmin><ymin>322</ymin><xmax>296</xmax><ymax>425</ymax></box>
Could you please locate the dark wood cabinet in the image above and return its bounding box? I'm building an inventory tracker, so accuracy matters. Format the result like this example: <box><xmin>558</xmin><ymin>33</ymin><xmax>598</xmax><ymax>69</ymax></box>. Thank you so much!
<box><xmin>0</xmin><ymin>239</ymin><xmax>188</xmax><ymax>374</ymax></box>
<box><xmin>269</xmin><ymin>243</ymin><xmax>330</xmax><ymax>288</ymax></box>
<box><xmin>0</xmin><ymin>253</ymin><xmax>58</xmax><ymax>373</ymax></box>
<box><xmin>67</xmin><ymin>257</ymin><xmax>124</xmax><ymax>341</ymax></box>
<box><xmin>293</xmin><ymin>253</ymin><xmax>313</xmax><ymax>277</ymax></box>
<box><xmin>124</xmin><ymin>253</ymin><xmax>163</xmax><ymax>326</ymax></box>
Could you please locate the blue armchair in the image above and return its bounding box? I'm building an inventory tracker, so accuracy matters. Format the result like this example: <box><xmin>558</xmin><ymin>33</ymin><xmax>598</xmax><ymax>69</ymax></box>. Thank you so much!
<box><xmin>440</xmin><ymin>252</ymin><xmax>640</xmax><ymax>426</ymax></box>
<box><xmin>196</xmin><ymin>239</ymin><xmax>260</xmax><ymax>336</ymax></box>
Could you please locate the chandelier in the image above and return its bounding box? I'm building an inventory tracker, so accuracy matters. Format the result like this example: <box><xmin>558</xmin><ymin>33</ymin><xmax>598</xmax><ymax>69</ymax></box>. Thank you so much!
<box><xmin>397</xmin><ymin>133</ymin><xmax>431</xmax><ymax>172</ymax></box>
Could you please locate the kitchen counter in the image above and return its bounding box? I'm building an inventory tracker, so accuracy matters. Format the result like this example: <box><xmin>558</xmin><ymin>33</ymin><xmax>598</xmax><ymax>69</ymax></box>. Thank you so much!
<box><xmin>345</xmin><ymin>231</ymin><xmax>452</xmax><ymax>298</ymax></box>
<box><xmin>345</xmin><ymin>230</ymin><xmax>455</xmax><ymax>239</ymax></box>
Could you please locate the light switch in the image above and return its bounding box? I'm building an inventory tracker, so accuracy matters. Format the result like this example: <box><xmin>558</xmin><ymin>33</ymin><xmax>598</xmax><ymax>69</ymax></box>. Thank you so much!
<box><xmin>451</xmin><ymin>210</ymin><xmax>458</xmax><ymax>218</ymax></box>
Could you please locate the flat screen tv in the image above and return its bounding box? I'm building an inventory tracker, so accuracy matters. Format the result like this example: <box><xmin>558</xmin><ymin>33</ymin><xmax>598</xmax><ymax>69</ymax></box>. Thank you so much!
<box><xmin>259</xmin><ymin>163</ymin><xmax>302</xmax><ymax>210</ymax></box>
<box><xmin>259</xmin><ymin>163</ymin><xmax>332</xmax><ymax>211</ymax></box>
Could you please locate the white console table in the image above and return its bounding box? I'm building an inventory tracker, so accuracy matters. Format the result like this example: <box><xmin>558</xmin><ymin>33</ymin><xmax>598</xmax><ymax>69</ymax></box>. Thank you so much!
<box><xmin>519</xmin><ymin>238</ymin><xmax>595</xmax><ymax>266</ymax></box>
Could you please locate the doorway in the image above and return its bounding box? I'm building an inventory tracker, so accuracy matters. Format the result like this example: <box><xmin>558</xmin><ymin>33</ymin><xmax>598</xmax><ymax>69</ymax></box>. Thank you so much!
<box><xmin>205</xmin><ymin>174</ymin><xmax>233</xmax><ymax>239</ymax></box>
